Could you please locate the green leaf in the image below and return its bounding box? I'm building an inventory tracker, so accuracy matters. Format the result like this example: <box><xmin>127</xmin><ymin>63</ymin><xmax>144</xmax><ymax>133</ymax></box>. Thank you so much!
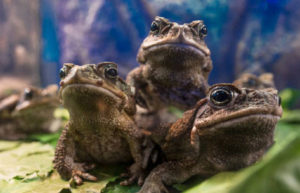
<box><xmin>102</xmin><ymin>179</ymin><xmax>140</xmax><ymax>193</ymax></box>
<box><xmin>0</xmin><ymin>166</ymin><xmax>124</xmax><ymax>193</ymax></box>
<box><xmin>54</xmin><ymin>108</ymin><xmax>70</xmax><ymax>121</ymax></box>
<box><xmin>168</xmin><ymin>106</ymin><xmax>184</xmax><ymax>118</ymax></box>
<box><xmin>0</xmin><ymin>119</ymin><xmax>300</xmax><ymax>193</ymax></box>
<box><xmin>27</xmin><ymin>132</ymin><xmax>61</xmax><ymax>147</ymax></box>
<box><xmin>0</xmin><ymin>172</ymin><xmax>69</xmax><ymax>193</ymax></box>
<box><xmin>0</xmin><ymin>142</ymin><xmax>54</xmax><ymax>181</ymax></box>
<box><xmin>279</xmin><ymin>89</ymin><xmax>300</xmax><ymax>110</ymax></box>
<box><xmin>0</xmin><ymin>141</ymin><xmax>21</xmax><ymax>152</ymax></box>
<box><xmin>280</xmin><ymin>110</ymin><xmax>300</xmax><ymax>123</ymax></box>
<box><xmin>0</xmin><ymin>144</ymin><xmax>129</xmax><ymax>193</ymax></box>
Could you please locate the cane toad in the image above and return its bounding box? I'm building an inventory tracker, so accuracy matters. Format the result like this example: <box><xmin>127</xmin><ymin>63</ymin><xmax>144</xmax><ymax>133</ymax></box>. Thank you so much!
<box><xmin>139</xmin><ymin>83</ymin><xmax>282</xmax><ymax>193</ymax></box>
<box><xmin>0</xmin><ymin>85</ymin><xmax>60</xmax><ymax>140</ymax></box>
<box><xmin>233</xmin><ymin>73</ymin><xmax>275</xmax><ymax>89</ymax></box>
<box><xmin>127</xmin><ymin>16</ymin><xmax>212</xmax><ymax>111</ymax></box>
<box><xmin>54</xmin><ymin>62</ymin><xmax>147</xmax><ymax>186</ymax></box>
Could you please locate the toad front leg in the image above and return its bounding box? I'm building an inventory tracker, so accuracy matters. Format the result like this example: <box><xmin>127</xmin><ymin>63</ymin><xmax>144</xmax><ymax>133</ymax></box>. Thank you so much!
<box><xmin>126</xmin><ymin>67</ymin><xmax>153</xmax><ymax>110</ymax></box>
<box><xmin>120</xmin><ymin>123</ymin><xmax>149</xmax><ymax>186</ymax></box>
<box><xmin>138</xmin><ymin>160</ymin><xmax>198</xmax><ymax>193</ymax></box>
<box><xmin>53</xmin><ymin>128</ymin><xmax>97</xmax><ymax>185</ymax></box>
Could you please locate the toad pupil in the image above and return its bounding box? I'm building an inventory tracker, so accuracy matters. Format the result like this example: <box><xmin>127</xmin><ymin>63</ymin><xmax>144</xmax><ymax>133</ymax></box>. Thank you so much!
<box><xmin>59</xmin><ymin>68</ymin><xmax>66</xmax><ymax>78</ymax></box>
<box><xmin>200</xmin><ymin>25</ymin><xmax>207</xmax><ymax>35</ymax></box>
<box><xmin>106</xmin><ymin>68</ymin><xmax>118</xmax><ymax>77</ymax></box>
<box><xmin>150</xmin><ymin>22</ymin><xmax>159</xmax><ymax>32</ymax></box>
<box><xmin>211</xmin><ymin>88</ymin><xmax>231</xmax><ymax>105</ymax></box>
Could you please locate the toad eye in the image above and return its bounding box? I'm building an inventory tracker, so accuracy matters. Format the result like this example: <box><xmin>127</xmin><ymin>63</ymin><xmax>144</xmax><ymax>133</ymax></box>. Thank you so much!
<box><xmin>150</xmin><ymin>21</ymin><xmax>159</xmax><ymax>33</ymax></box>
<box><xmin>199</xmin><ymin>24</ymin><xmax>207</xmax><ymax>37</ymax></box>
<box><xmin>59</xmin><ymin>68</ymin><xmax>66</xmax><ymax>79</ymax></box>
<box><xmin>24</xmin><ymin>88</ymin><xmax>33</xmax><ymax>100</ymax></box>
<box><xmin>210</xmin><ymin>88</ymin><xmax>232</xmax><ymax>106</ymax></box>
<box><xmin>105</xmin><ymin>68</ymin><xmax>118</xmax><ymax>78</ymax></box>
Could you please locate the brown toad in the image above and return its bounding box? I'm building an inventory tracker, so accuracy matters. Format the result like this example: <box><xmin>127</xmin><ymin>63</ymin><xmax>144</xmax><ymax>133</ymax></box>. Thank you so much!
<box><xmin>139</xmin><ymin>83</ymin><xmax>282</xmax><ymax>193</ymax></box>
<box><xmin>54</xmin><ymin>62</ymin><xmax>147</xmax><ymax>186</ymax></box>
<box><xmin>0</xmin><ymin>85</ymin><xmax>60</xmax><ymax>140</ymax></box>
<box><xmin>127</xmin><ymin>16</ymin><xmax>212</xmax><ymax>111</ymax></box>
<box><xmin>233</xmin><ymin>73</ymin><xmax>275</xmax><ymax>89</ymax></box>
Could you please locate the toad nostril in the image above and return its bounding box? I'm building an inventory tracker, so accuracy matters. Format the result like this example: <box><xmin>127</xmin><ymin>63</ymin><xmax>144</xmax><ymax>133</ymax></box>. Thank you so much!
<box><xmin>96</xmin><ymin>80</ymin><xmax>103</xmax><ymax>86</ymax></box>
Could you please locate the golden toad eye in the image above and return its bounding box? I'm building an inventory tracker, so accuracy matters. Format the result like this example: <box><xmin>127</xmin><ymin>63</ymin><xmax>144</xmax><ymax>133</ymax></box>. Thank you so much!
<box><xmin>150</xmin><ymin>21</ymin><xmax>159</xmax><ymax>33</ymax></box>
<box><xmin>59</xmin><ymin>68</ymin><xmax>66</xmax><ymax>79</ymax></box>
<box><xmin>210</xmin><ymin>88</ymin><xmax>232</xmax><ymax>106</ymax></box>
<box><xmin>59</xmin><ymin>63</ymin><xmax>74</xmax><ymax>79</ymax></box>
<box><xmin>200</xmin><ymin>25</ymin><xmax>207</xmax><ymax>36</ymax></box>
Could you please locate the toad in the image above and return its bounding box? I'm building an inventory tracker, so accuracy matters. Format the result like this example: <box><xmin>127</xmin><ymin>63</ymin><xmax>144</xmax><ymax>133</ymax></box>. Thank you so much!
<box><xmin>233</xmin><ymin>73</ymin><xmax>275</xmax><ymax>89</ymax></box>
<box><xmin>139</xmin><ymin>83</ymin><xmax>282</xmax><ymax>193</ymax></box>
<box><xmin>127</xmin><ymin>16</ymin><xmax>212</xmax><ymax>111</ymax></box>
<box><xmin>0</xmin><ymin>85</ymin><xmax>60</xmax><ymax>140</ymax></box>
<box><xmin>54</xmin><ymin>62</ymin><xmax>147</xmax><ymax>186</ymax></box>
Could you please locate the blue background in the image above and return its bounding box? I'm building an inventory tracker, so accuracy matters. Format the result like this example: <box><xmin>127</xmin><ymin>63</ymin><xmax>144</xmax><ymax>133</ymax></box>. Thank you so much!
<box><xmin>35</xmin><ymin>0</ymin><xmax>300</xmax><ymax>89</ymax></box>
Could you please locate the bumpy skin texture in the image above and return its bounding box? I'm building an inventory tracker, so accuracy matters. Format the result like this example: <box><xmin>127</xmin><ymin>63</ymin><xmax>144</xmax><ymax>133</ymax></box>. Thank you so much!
<box><xmin>233</xmin><ymin>73</ymin><xmax>275</xmax><ymax>89</ymax></box>
<box><xmin>54</xmin><ymin>62</ymin><xmax>147</xmax><ymax>186</ymax></box>
<box><xmin>139</xmin><ymin>83</ymin><xmax>282</xmax><ymax>193</ymax></box>
<box><xmin>127</xmin><ymin>16</ymin><xmax>212</xmax><ymax>111</ymax></box>
<box><xmin>0</xmin><ymin>85</ymin><xmax>60</xmax><ymax>140</ymax></box>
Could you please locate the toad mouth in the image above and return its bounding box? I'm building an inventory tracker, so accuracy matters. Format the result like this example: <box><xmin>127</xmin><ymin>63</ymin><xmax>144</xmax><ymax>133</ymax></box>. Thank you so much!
<box><xmin>15</xmin><ymin>98</ymin><xmax>59</xmax><ymax>112</ymax></box>
<box><xmin>143</xmin><ymin>42</ymin><xmax>209</xmax><ymax>56</ymax></box>
<box><xmin>61</xmin><ymin>84</ymin><xmax>125</xmax><ymax>102</ymax></box>
<box><xmin>195</xmin><ymin>107</ymin><xmax>282</xmax><ymax>131</ymax></box>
